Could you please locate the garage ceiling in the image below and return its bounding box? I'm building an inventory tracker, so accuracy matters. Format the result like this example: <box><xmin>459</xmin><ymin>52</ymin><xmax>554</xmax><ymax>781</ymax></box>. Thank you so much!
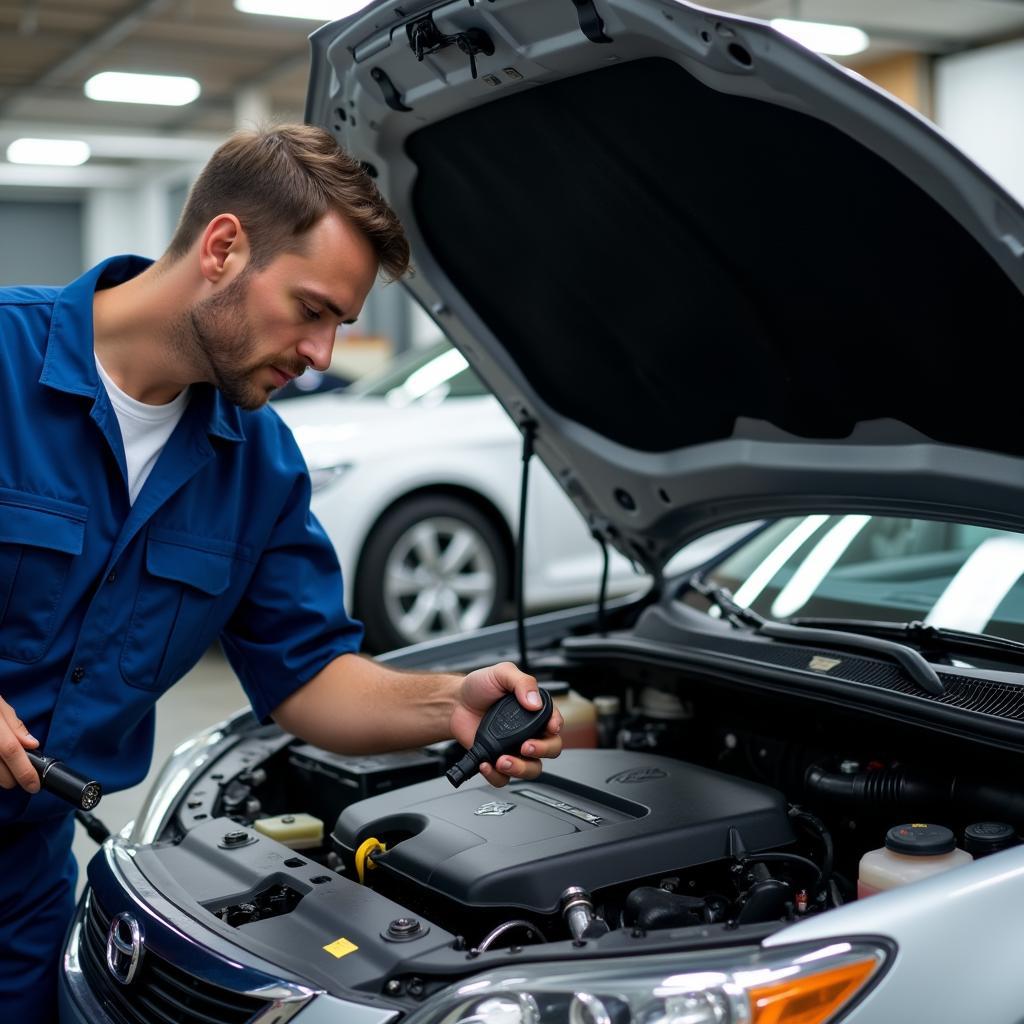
<box><xmin>0</xmin><ymin>0</ymin><xmax>1022</xmax><ymax>138</ymax></box>
<box><xmin>0</xmin><ymin>0</ymin><xmax>312</xmax><ymax>134</ymax></box>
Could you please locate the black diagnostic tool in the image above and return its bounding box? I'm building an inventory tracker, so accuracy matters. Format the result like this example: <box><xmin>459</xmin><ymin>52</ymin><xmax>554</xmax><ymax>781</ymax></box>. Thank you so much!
<box><xmin>446</xmin><ymin>689</ymin><xmax>554</xmax><ymax>788</ymax></box>
<box><xmin>26</xmin><ymin>751</ymin><xmax>102</xmax><ymax>810</ymax></box>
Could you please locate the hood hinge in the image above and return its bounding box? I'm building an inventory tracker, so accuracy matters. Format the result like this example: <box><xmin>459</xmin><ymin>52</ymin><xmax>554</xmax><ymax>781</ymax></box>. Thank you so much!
<box><xmin>406</xmin><ymin>13</ymin><xmax>495</xmax><ymax>80</ymax></box>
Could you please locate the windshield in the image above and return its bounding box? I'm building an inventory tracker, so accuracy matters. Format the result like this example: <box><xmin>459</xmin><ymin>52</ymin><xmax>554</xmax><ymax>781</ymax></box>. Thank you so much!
<box><xmin>695</xmin><ymin>515</ymin><xmax>1024</xmax><ymax>643</ymax></box>
<box><xmin>347</xmin><ymin>340</ymin><xmax>486</xmax><ymax>403</ymax></box>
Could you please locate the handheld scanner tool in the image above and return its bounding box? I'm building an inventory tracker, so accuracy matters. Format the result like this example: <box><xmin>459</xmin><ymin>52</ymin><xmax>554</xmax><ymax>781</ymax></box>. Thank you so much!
<box><xmin>446</xmin><ymin>689</ymin><xmax>554</xmax><ymax>788</ymax></box>
<box><xmin>26</xmin><ymin>751</ymin><xmax>102</xmax><ymax>810</ymax></box>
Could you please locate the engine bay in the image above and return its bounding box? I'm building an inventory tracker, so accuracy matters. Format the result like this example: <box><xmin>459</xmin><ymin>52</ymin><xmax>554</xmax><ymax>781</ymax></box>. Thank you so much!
<box><xmin>128</xmin><ymin>650</ymin><xmax>1024</xmax><ymax>1004</ymax></box>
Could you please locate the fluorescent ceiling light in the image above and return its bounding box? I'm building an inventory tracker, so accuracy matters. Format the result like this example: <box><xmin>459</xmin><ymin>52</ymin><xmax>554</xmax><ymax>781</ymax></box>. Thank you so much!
<box><xmin>84</xmin><ymin>72</ymin><xmax>201</xmax><ymax>106</ymax></box>
<box><xmin>233</xmin><ymin>0</ymin><xmax>371</xmax><ymax>20</ymax></box>
<box><xmin>770</xmin><ymin>18</ymin><xmax>869</xmax><ymax>57</ymax></box>
<box><xmin>6</xmin><ymin>137</ymin><xmax>91</xmax><ymax>166</ymax></box>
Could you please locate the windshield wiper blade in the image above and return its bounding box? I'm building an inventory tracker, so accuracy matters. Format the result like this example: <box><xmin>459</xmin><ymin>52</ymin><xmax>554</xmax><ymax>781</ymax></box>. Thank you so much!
<box><xmin>687</xmin><ymin>575</ymin><xmax>945</xmax><ymax>697</ymax></box>
<box><xmin>792</xmin><ymin>617</ymin><xmax>1024</xmax><ymax>664</ymax></box>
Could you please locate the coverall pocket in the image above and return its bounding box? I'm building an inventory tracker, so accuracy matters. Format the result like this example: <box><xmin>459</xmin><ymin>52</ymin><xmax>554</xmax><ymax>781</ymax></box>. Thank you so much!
<box><xmin>0</xmin><ymin>490</ymin><xmax>86</xmax><ymax>664</ymax></box>
<box><xmin>120</xmin><ymin>528</ymin><xmax>236</xmax><ymax>692</ymax></box>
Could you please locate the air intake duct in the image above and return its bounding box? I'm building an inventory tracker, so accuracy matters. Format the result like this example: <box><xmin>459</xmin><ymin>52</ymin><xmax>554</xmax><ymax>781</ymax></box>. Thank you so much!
<box><xmin>805</xmin><ymin>764</ymin><xmax>1024</xmax><ymax>825</ymax></box>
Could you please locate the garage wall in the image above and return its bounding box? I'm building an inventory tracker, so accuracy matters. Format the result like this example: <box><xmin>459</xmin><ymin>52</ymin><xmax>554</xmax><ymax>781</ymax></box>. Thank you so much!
<box><xmin>852</xmin><ymin>52</ymin><xmax>931</xmax><ymax>116</ymax></box>
<box><xmin>0</xmin><ymin>200</ymin><xmax>83</xmax><ymax>286</ymax></box>
<box><xmin>934</xmin><ymin>38</ymin><xmax>1024</xmax><ymax>204</ymax></box>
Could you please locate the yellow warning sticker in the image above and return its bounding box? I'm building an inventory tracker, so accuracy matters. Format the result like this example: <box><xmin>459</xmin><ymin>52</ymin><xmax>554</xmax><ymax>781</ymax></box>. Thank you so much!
<box><xmin>323</xmin><ymin>937</ymin><xmax>359</xmax><ymax>959</ymax></box>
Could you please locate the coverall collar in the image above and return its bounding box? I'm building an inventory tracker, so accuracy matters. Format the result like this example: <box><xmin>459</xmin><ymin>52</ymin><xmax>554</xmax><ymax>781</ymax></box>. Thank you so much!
<box><xmin>39</xmin><ymin>254</ymin><xmax>246</xmax><ymax>443</ymax></box>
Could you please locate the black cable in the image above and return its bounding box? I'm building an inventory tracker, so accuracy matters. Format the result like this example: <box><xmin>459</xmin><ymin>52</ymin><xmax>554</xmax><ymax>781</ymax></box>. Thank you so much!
<box><xmin>789</xmin><ymin>808</ymin><xmax>834</xmax><ymax>887</ymax></box>
<box><xmin>516</xmin><ymin>421</ymin><xmax>537</xmax><ymax>674</ymax></box>
<box><xmin>741</xmin><ymin>851</ymin><xmax>823</xmax><ymax>888</ymax></box>
<box><xmin>75</xmin><ymin>809</ymin><xmax>111</xmax><ymax>844</ymax></box>
<box><xmin>593</xmin><ymin>532</ymin><xmax>610</xmax><ymax>634</ymax></box>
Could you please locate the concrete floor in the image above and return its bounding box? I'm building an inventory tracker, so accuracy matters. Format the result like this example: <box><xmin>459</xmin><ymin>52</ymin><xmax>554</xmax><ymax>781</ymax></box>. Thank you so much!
<box><xmin>71</xmin><ymin>647</ymin><xmax>245</xmax><ymax>896</ymax></box>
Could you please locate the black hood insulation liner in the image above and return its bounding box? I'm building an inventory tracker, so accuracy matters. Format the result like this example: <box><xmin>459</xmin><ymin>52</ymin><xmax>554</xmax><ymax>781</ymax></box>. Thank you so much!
<box><xmin>407</xmin><ymin>58</ymin><xmax>1024</xmax><ymax>457</ymax></box>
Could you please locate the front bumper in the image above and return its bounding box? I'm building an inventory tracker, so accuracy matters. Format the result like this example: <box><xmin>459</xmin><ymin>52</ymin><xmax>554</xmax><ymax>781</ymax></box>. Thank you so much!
<box><xmin>59</xmin><ymin>838</ymin><xmax>399</xmax><ymax>1024</ymax></box>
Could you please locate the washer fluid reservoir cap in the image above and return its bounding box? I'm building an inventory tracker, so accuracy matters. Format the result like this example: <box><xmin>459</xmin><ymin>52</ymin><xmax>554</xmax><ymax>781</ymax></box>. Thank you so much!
<box><xmin>885</xmin><ymin>822</ymin><xmax>955</xmax><ymax>855</ymax></box>
<box><xmin>964</xmin><ymin>821</ymin><xmax>1017</xmax><ymax>856</ymax></box>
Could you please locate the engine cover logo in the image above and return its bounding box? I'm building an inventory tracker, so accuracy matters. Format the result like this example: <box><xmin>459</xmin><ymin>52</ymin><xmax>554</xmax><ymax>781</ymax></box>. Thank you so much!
<box><xmin>106</xmin><ymin>911</ymin><xmax>145</xmax><ymax>986</ymax></box>
<box><xmin>809</xmin><ymin>656</ymin><xmax>843</xmax><ymax>672</ymax></box>
<box><xmin>475</xmin><ymin>800</ymin><xmax>516</xmax><ymax>816</ymax></box>
<box><xmin>606</xmin><ymin>767</ymin><xmax>668</xmax><ymax>784</ymax></box>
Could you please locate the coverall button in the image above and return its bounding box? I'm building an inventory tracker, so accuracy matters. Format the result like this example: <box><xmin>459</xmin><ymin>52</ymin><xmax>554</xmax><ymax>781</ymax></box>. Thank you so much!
<box><xmin>70</xmin><ymin>665</ymin><xmax>85</xmax><ymax>683</ymax></box>
<box><xmin>106</xmin><ymin>570</ymin><xmax>117</xmax><ymax>584</ymax></box>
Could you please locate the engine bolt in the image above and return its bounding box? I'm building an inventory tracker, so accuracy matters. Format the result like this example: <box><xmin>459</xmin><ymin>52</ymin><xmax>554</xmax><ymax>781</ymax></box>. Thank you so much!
<box><xmin>385</xmin><ymin>980</ymin><xmax>402</xmax><ymax>995</ymax></box>
<box><xmin>408</xmin><ymin>978</ymin><xmax>425</xmax><ymax>998</ymax></box>
<box><xmin>223</xmin><ymin>830</ymin><xmax>249</xmax><ymax>846</ymax></box>
<box><xmin>388</xmin><ymin>917</ymin><xmax>421</xmax><ymax>937</ymax></box>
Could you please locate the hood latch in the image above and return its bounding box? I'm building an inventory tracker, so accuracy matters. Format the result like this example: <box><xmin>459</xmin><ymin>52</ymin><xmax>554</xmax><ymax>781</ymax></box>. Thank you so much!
<box><xmin>406</xmin><ymin>13</ymin><xmax>495</xmax><ymax>81</ymax></box>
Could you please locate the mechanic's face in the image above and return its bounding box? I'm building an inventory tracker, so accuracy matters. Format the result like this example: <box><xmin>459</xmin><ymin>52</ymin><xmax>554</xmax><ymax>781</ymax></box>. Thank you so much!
<box><xmin>190</xmin><ymin>211</ymin><xmax>377</xmax><ymax>410</ymax></box>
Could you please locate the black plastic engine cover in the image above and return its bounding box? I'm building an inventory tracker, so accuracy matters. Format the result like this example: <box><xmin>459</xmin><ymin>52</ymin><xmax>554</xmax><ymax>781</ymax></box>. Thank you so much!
<box><xmin>333</xmin><ymin>750</ymin><xmax>794</xmax><ymax>913</ymax></box>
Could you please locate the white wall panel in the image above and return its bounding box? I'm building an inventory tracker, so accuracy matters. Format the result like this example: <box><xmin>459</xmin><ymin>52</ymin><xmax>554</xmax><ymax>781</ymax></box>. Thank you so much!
<box><xmin>934</xmin><ymin>38</ymin><xmax>1024</xmax><ymax>205</ymax></box>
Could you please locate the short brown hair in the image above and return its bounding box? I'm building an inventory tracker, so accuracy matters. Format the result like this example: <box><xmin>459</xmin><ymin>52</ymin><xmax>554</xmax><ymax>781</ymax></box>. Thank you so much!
<box><xmin>166</xmin><ymin>124</ymin><xmax>409</xmax><ymax>281</ymax></box>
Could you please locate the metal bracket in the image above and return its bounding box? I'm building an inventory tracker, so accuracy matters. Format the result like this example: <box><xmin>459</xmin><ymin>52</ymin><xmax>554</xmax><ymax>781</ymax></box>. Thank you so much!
<box><xmin>406</xmin><ymin>13</ymin><xmax>495</xmax><ymax>80</ymax></box>
<box><xmin>570</xmin><ymin>0</ymin><xmax>613</xmax><ymax>44</ymax></box>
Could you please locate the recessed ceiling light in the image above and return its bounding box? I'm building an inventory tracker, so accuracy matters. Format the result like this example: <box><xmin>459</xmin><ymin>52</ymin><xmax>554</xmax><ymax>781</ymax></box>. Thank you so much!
<box><xmin>84</xmin><ymin>72</ymin><xmax>201</xmax><ymax>106</ymax></box>
<box><xmin>233</xmin><ymin>0</ymin><xmax>371</xmax><ymax>20</ymax></box>
<box><xmin>770</xmin><ymin>19</ymin><xmax>870</xmax><ymax>57</ymax></box>
<box><xmin>6</xmin><ymin>138</ymin><xmax>91</xmax><ymax>166</ymax></box>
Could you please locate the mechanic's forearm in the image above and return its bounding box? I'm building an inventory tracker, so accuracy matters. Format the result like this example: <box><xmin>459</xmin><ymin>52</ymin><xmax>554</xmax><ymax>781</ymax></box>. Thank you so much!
<box><xmin>271</xmin><ymin>652</ymin><xmax>463</xmax><ymax>754</ymax></box>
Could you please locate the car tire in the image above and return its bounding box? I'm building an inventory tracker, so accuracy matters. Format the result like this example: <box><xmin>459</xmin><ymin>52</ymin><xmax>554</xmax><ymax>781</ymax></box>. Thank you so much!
<box><xmin>356</xmin><ymin>494</ymin><xmax>509</xmax><ymax>652</ymax></box>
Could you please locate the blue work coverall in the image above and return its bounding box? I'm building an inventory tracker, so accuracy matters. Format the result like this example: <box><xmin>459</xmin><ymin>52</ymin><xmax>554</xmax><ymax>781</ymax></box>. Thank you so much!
<box><xmin>0</xmin><ymin>256</ymin><xmax>363</xmax><ymax>1020</ymax></box>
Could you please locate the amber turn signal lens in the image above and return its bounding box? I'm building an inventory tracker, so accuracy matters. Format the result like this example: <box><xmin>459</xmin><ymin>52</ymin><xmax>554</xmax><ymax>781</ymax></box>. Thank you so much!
<box><xmin>749</xmin><ymin>956</ymin><xmax>879</xmax><ymax>1024</ymax></box>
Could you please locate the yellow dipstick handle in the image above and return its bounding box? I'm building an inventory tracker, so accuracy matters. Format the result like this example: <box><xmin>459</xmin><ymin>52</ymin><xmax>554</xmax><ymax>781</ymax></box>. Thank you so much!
<box><xmin>355</xmin><ymin>837</ymin><xmax>387</xmax><ymax>884</ymax></box>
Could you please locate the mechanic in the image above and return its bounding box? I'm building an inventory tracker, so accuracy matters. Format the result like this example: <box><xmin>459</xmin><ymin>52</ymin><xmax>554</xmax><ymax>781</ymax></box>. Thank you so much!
<box><xmin>0</xmin><ymin>124</ymin><xmax>563</xmax><ymax>1023</ymax></box>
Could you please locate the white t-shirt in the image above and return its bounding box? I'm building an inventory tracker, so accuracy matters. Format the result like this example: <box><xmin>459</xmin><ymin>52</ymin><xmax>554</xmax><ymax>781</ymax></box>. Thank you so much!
<box><xmin>95</xmin><ymin>356</ymin><xmax>190</xmax><ymax>505</ymax></box>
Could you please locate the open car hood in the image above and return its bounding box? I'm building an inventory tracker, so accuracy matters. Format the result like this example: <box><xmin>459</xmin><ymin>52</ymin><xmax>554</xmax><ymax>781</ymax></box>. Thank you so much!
<box><xmin>305</xmin><ymin>0</ymin><xmax>1024</xmax><ymax>576</ymax></box>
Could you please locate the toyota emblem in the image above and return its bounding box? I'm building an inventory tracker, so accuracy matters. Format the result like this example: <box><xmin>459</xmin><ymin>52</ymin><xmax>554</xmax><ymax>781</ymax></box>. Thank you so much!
<box><xmin>475</xmin><ymin>800</ymin><xmax>515</xmax><ymax>816</ymax></box>
<box><xmin>106</xmin><ymin>911</ymin><xmax>144</xmax><ymax>985</ymax></box>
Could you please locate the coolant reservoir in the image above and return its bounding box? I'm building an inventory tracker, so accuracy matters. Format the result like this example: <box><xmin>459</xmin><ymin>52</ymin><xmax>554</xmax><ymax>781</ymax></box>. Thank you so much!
<box><xmin>546</xmin><ymin>682</ymin><xmax>597</xmax><ymax>748</ymax></box>
<box><xmin>858</xmin><ymin>823</ymin><xmax>972</xmax><ymax>898</ymax></box>
<box><xmin>253</xmin><ymin>813</ymin><xmax>324</xmax><ymax>849</ymax></box>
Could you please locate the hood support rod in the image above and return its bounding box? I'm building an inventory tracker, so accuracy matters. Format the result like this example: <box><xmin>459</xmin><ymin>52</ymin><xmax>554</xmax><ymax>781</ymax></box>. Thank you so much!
<box><xmin>516</xmin><ymin>419</ymin><xmax>537</xmax><ymax>673</ymax></box>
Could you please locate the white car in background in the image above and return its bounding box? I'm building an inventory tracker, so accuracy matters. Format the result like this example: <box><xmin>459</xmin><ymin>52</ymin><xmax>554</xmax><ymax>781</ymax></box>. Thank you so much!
<box><xmin>273</xmin><ymin>341</ymin><xmax>641</xmax><ymax>650</ymax></box>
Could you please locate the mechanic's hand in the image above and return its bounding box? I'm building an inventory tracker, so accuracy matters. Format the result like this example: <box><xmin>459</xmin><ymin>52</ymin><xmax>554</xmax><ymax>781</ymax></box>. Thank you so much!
<box><xmin>451</xmin><ymin>662</ymin><xmax>563</xmax><ymax>788</ymax></box>
<box><xmin>0</xmin><ymin>695</ymin><xmax>40</xmax><ymax>793</ymax></box>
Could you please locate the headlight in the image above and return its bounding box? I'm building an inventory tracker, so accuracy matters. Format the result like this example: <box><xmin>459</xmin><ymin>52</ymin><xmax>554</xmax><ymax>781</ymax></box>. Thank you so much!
<box><xmin>407</xmin><ymin>942</ymin><xmax>888</xmax><ymax>1024</ymax></box>
<box><xmin>309</xmin><ymin>462</ymin><xmax>352</xmax><ymax>493</ymax></box>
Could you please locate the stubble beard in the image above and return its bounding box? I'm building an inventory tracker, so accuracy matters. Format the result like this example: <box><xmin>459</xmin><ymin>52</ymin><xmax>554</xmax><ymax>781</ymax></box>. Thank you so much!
<box><xmin>174</xmin><ymin>273</ymin><xmax>270</xmax><ymax>411</ymax></box>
